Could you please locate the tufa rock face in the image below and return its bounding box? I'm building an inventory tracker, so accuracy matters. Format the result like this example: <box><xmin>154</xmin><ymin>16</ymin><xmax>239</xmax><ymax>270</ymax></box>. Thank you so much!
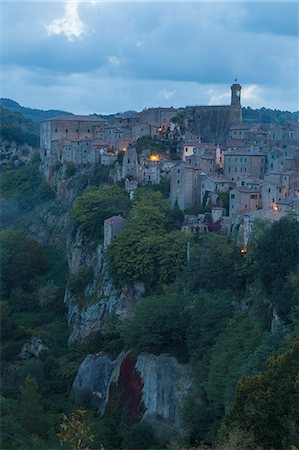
<box><xmin>135</xmin><ymin>353</ymin><xmax>192</xmax><ymax>441</ymax></box>
<box><xmin>71</xmin><ymin>352</ymin><xmax>192</xmax><ymax>442</ymax></box>
<box><xmin>70</xmin><ymin>352</ymin><xmax>125</xmax><ymax>413</ymax></box>
<box><xmin>65</xmin><ymin>233</ymin><xmax>145</xmax><ymax>345</ymax></box>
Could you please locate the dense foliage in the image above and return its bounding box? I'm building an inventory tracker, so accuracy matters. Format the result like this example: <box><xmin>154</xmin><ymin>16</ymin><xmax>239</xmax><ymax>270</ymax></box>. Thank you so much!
<box><xmin>106</xmin><ymin>189</ymin><xmax>186</xmax><ymax>290</ymax></box>
<box><xmin>242</xmin><ymin>106</ymin><xmax>298</xmax><ymax>124</ymax></box>
<box><xmin>0</xmin><ymin>160</ymin><xmax>55</xmax><ymax>214</ymax></box>
<box><xmin>0</xmin><ymin>106</ymin><xmax>40</xmax><ymax>147</ymax></box>
<box><xmin>72</xmin><ymin>185</ymin><xmax>130</xmax><ymax>240</ymax></box>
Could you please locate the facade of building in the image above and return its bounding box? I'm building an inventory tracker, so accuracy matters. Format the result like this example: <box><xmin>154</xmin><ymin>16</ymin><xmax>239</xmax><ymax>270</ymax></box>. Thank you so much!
<box><xmin>170</xmin><ymin>163</ymin><xmax>204</xmax><ymax>210</ymax></box>
<box><xmin>104</xmin><ymin>216</ymin><xmax>127</xmax><ymax>248</ymax></box>
<box><xmin>223</xmin><ymin>150</ymin><xmax>267</xmax><ymax>182</ymax></box>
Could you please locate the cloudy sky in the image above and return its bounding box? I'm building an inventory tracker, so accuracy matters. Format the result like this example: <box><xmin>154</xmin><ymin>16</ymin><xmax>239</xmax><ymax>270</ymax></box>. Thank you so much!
<box><xmin>0</xmin><ymin>0</ymin><xmax>298</xmax><ymax>114</ymax></box>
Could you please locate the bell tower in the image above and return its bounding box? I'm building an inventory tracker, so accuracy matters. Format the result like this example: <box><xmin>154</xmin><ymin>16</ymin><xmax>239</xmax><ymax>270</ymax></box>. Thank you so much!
<box><xmin>231</xmin><ymin>80</ymin><xmax>241</xmax><ymax>106</ymax></box>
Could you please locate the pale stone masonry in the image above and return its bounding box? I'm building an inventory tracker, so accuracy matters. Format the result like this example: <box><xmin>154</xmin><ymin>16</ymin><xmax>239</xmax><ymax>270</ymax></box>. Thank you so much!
<box><xmin>104</xmin><ymin>216</ymin><xmax>127</xmax><ymax>248</ymax></box>
<box><xmin>223</xmin><ymin>149</ymin><xmax>267</xmax><ymax>182</ymax></box>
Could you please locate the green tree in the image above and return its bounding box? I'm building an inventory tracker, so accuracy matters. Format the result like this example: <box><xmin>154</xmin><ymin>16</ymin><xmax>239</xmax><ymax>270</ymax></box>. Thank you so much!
<box><xmin>122</xmin><ymin>294</ymin><xmax>189</xmax><ymax>361</ymax></box>
<box><xmin>0</xmin><ymin>230</ymin><xmax>49</xmax><ymax>296</ymax></box>
<box><xmin>223</xmin><ymin>337</ymin><xmax>299</xmax><ymax>449</ymax></box>
<box><xmin>107</xmin><ymin>190</ymin><xmax>189</xmax><ymax>290</ymax></box>
<box><xmin>18</xmin><ymin>375</ymin><xmax>48</xmax><ymax>437</ymax></box>
<box><xmin>254</xmin><ymin>216</ymin><xmax>299</xmax><ymax>293</ymax></box>
<box><xmin>72</xmin><ymin>185</ymin><xmax>130</xmax><ymax>240</ymax></box>
<box><xmin>181</xmin><ymin>234</ymin><xmax>235</xmax><ymax>292</ymax></box>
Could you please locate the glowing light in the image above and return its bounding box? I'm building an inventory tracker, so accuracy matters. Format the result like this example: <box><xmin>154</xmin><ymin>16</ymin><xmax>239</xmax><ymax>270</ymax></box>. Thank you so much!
<box><xmin>272</xmin><ymin>204</ymin><xmax>279</xmax><ymax>211</ymax></box>
<box><xmin>150</xmin><ymin>154</ymin><xmax>159</xmax><ymax>161</ymax></box>
<box><xmin>240</xmin><ymin>248</ymin><xmax>247</xmax><ymax>254</ymax></box>
<box><xmin>123</xmin><ymin>147</ymin><xmax>127</xmax><ymax>151</ymax></box>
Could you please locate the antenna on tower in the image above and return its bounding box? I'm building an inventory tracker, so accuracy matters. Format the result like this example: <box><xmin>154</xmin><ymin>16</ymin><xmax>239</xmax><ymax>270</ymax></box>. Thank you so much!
<box><xmin>234</xmin><ymin>77</ymin><xmax>238</xmax><ymax>83</ymax></box>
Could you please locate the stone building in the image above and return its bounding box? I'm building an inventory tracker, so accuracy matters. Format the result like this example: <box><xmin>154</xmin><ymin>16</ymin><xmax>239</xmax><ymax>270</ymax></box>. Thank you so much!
<box><xmin>104</xmin><ymin>216</ymin><xmax>127</xmax><ymax>248</ymax></box>
<box><xmin>170</xmin><ymin>163</ymin><xmax>204</xmax><ymax>210</ymax></box>
<box><xmin>229</xmin><ymin>184</ymin><xmax>262</xmax><ymax>216</ymax></box>
<box><xmin>121</xmin><ymin>146</ymin><xmax>139</xmax><ymax>179</ymax></box>
<box><xmin>140</xmin><ymin>107</ymin><xmax>178</xmax><ymax>129</ymax></box>
<box><xmin>200</xmin><ymin>174</ymin><xmax>232</xmax><ymax>205</ymax></box>
<box><xmin>223</xmin><ymin>149</ymin><xmax>267</xmax><ymax>182</ymax></box>
<box><xmin>40</xmin><ymin>115</ymin><xmax>106</xmax><ymax>179</ymax></box>
<box><xmin>186</xmin><ymin>82</ymin><xmax>242</xmax><ymax>144</ymax></box>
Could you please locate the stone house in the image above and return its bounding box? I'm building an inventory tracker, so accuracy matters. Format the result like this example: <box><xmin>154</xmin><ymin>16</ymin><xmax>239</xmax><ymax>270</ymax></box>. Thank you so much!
<box><xmin>223</xmin><ymin>149</ymin><xmax>267</xmax><ymax>182</ymax></box>
<box><xmin>181</xmin><ymin>215</ymin><xmax>208</xmax><ymax>233</ymax></box>
<box><xmin>261</xmin><ymin>180</ymin><xmax>288</xmax><ymax>210</ymax></box>
<box><xmin>122</xmin><ymin>146</ymin><xmax>139</xmax><ymax>180</ymax></box>
<box><xmin>140</xmin><ymin>107</ymin><xmax>178</xmax><ymax>129</ymax></box>
<box><xmin>211</xmin><ymin>207</ymin><xmax>226</xmax><ymax>223</ymax></box>
<box><xmin>40</xmin><ymin>115</ymin><xmax>106</xmax><ymax>179</ymax></box>
<box><xmin>170</xmin><ymin>163</ymin><xmax>204</xmax><ymax>210</ymax></box>
<box><xmin>229</xmin><ymin>184</ymin><xmax>262</xmax><ymax>217</ymax></box>
<box><xmin>104</xmin><ymin>216</ymin><xmax>127</xmax><ymax>248</ymax></box>
<box><xmin>200</xmin><ymin>174</ymin><xmax>232</xmax><ymax>206</ymax></box>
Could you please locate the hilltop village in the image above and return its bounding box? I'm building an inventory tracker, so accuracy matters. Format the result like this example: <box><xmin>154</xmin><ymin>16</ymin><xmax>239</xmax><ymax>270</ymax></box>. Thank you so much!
<box><xmin>40</xmin><ymin>82</ymin><xmax>299</xmax><ymax>247</ymax></box>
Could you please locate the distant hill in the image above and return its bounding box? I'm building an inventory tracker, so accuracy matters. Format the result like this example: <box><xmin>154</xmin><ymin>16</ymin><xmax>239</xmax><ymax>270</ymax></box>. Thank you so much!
<box><xmin>0</xmin><ymin>107</ymin><xmax>40</xmax><ymax>147</ymax></box>
<box><xmin>242</xmin><ymin>106</ymin><xmax>299</xmax><ymax>125</ymax></box>
<box><xmin>0</xmin><ymin>99</ymin><xmax>73</xmax><ymax>123</ymax></box>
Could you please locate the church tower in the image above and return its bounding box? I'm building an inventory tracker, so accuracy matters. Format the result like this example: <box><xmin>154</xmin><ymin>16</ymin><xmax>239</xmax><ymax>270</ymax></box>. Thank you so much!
<box><xmin>231</xmin><ymin>81</ymin><xmax>241</xmax><ymax>106</ymax></box>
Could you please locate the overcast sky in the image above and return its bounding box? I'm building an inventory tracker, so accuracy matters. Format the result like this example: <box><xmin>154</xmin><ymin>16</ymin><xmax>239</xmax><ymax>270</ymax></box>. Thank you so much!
<box><xmin>0</xmin><ymin>1</ymin><xmax>298</xmax><ymax>114</ymax></box>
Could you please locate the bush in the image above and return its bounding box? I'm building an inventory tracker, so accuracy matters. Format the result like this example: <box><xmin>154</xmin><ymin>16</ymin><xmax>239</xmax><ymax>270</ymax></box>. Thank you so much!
<box><xmin>122</xmin><ymin>422</ymin><xmax>155</xmax><ymax>449</ymax></box>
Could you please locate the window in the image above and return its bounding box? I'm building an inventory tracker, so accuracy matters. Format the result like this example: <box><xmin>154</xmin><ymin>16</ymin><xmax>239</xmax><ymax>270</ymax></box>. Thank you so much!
<box><xmin>55</xmin><ymin>128</ymin><xmax>58</xmax><ymax>133</ymax></box>
<box><xmin>245</xmin><ymin>204</ymin><xmax>248</xmax><ymax>209</ymax></box>
<box><xmin>76</xmin><ymin>129</ymin><xmax>79</xmax><ymax>132</ymax></box>
<box><xmin>178</xmin><ymin>169</ymin><xmax>180</xmax><ymax>174</ymax></box>
<box><xmin>268</xmin><ymin>188</ymin><xmax>271</xmax><ymax>193</ymax></box>
<box><xmin>231</xmin><ymin>194</ymin><xmax>235</xmax><ymax>199</ymax></box>
<box><xmin>177</xmin><ymin>180</ymin><xmax>180</xmax><ymax>184</ymax></box>
<box><xmin>87</xmin><ymin>129</ymin><xmax>90</xmax><ymax>133</ymax></box>
<box><xmin>65</xmin><ymin>129</ymin><xmax>68</xmax><ymax>133</ymax></box>
<box><xmin>250</xmin><ymin>194</ymin><xmax>257</xmax><ymax>199</ymax></box>
<box><xmin>128</xmin><ymin>159</ymin><xmax>130</xmax><ymax>163</ymax></box>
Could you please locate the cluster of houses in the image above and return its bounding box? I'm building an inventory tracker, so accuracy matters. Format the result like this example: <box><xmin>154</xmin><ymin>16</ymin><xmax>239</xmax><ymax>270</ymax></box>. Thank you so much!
<box><xmin>40</xmin><ymin>82</ymin><xmax>299</xmax><ymax>247</ymax></box>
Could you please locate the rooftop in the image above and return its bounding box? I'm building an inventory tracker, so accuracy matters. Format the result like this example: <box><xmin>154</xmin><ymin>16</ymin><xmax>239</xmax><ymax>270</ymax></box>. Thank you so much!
<box><xmin>45</xmin><ymin>114</ymin><xmax>106</xmax><ymax>122</ymax></box>
<box><xmin>104</xmin><ymin>216</ymin><xmax>126</xmax><ymax>225</ymax></box>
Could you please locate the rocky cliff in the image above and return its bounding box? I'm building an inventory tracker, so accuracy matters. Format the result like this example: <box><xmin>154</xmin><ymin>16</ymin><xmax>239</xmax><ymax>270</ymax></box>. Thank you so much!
<box><xmin>71</xmin><ymin>352</ymin><xmax>192</xmax><ymax>442</ymax></box>
<box><xmin>65</xmin><ymin>232</ymin><xmax>145</xmax><ymax>345</ymax></box>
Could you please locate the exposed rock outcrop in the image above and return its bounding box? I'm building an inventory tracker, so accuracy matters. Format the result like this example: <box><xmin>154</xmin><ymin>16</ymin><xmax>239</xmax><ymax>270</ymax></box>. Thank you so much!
<box><xmin>65</xmin><ymin>233</ymin><xmax>145</xmax><ymax>345</ymax></box>
<box><xmin>71</xmin><ymin>352</ymin><xmax>192</xmax><ymax>442</ymax></box>
<box><xmin>135</xmin><ymin>354</ymin><xmax>192</xmax><ymax>441</ymax></box>
<box><xmin>71</xmin><ymin>351</ymin><xmax>125</xmax><ymax>412</ymax></box>
<box><xmin>19</xmin><ymin>337</ymin><xmax>48</xmax><ymax>360</ymax></box>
